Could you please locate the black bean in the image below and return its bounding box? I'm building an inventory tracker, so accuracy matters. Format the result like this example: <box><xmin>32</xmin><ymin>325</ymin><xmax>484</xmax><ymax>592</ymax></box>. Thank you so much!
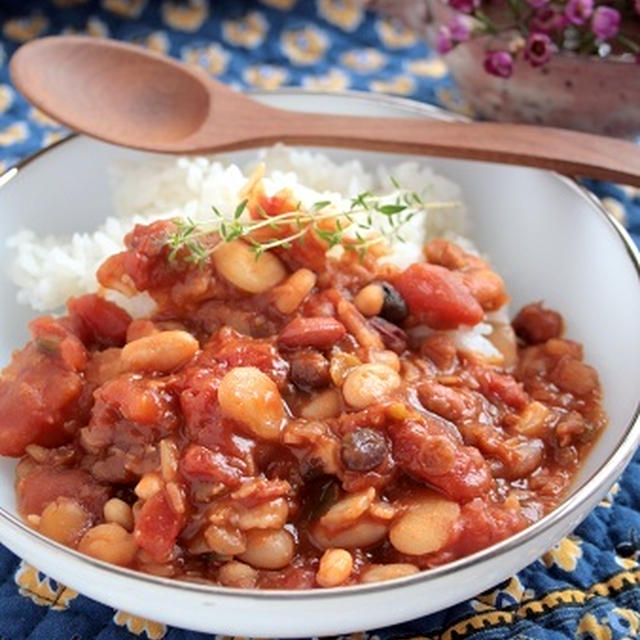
<box><xmin>288</xmin><ymin>349</ymin><xmax>330</xmax><ymax>390</ymax></box>
<box><xmin>380</xmin><ymin>282</ymin><xmax>408</xmax><ymax>324</ymax></box>
<box><xmin>369</xmin><ymin>316</ymin><xmax>408</xmax><ymax>354</ymax></box>
<box><xmin>340</xmin><ymin>428</ymin><xmax>388</xmax><ymax>472</ymax></box>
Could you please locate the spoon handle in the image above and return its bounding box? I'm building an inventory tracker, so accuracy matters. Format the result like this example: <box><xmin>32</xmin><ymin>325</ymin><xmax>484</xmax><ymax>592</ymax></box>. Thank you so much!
<box><xmin>257</xmin><ymin>113</ymin><xmax>640</xmax><ymax>187</ymax></box>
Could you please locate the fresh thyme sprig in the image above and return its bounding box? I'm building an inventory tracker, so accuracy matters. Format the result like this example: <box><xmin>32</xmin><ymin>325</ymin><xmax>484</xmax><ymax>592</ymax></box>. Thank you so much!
<box><xmin>166</xmin><ymin>180</ymin><xmax>458</xmax><ymax>265</ymax></box>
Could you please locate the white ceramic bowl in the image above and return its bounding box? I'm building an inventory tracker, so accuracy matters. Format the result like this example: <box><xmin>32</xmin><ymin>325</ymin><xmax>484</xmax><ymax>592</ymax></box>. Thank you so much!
<box><xmin>0</xmin><ymin>91</ymin><xmax>639</xmax><ymax>637</ymax></box>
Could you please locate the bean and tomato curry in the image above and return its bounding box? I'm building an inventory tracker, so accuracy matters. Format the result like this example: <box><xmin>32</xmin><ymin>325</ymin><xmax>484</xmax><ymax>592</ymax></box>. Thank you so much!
<box><xmin>0</xmin><ymin>184</ymin><xmax>606</xmax><ymax>589</ymax></box>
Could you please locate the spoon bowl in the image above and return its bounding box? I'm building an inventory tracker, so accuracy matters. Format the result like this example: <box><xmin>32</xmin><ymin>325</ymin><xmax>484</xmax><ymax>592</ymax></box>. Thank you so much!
<box><xmin>12</xmin><ymin>37</ymin><xmax>211</xmax><ymax>145</ymax></box>
<box><xmin>10</xmin><ymin>35</ymin><xmax>640</xmax><ymax>185</ymax></box>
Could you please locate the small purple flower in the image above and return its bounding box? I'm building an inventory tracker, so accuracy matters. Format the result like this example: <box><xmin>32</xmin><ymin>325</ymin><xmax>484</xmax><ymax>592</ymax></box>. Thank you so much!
<box><xmin>483</xmin><ymin>50</ymin><xmax>514</xmax><ymax>78</ymax></box>
<box><xmin>525</xmin><ymin>0</ymin><xmax>549</xmax><ymax>7</ymax></box>
<box><xmin>635</xmin><ymin>0</ymin><xmax>640</xmax><ymax>16</ymax></box>
<box><xmin>449</xmin><ymin>15</ymin><xmax>471</xmax><ymax>42</ymax></box>
<box><xmin>592</xmin><ymin>6</ymin><xmax>621</xmax><ymax>40</ymax></box>
<box><xmin>524</xmin><ymin>32</ymin><xmax>554</xmax><ymax>67</ymax></box>
<box><xmin>530</xmin><ymin>7</ymin><xmax>567</xmax><ymax>33</ymax></box>
<box><xmin>447</xmin><ymin>0</ymin><xmax>480</xmax><ymax>14</ymax></box>
<box><xmin>564</xmin><ymin>0</ymin><xmax>593</xmax><ymax>25</ymax></box>
<box><xmin>436</xmin><ymin>26</ymin><xmax>454</xmax><ymax>54</ymax></box>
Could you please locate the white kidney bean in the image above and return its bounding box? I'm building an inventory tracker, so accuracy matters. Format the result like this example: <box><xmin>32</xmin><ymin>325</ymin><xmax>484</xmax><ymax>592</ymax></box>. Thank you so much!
<box><xmin>103</xmin><ymin>498</ymin><xmax>134</xmax><ymax>531</ymax></box>
<box><xmin>218</xmin><ymin>561</ymin><xmax>258</xmax><ymax>588</ymax></box>
<box><xmin>389</xmin><ymin>493</ymin><xmax>460</xmax><ymax>555</ymax></box>
<box><xmin>213</xmin><ymin>240</ymin><xmax>286</xmax><ymax>293</ymax></box>
<box><xmin>342</xmin><ymin>363</ymin><xmax>401</xmax><ymax>409</ymax></box>
<box><xmin>320</xmin><ymin>488</ymin><xmax>375</xmax><ymax>530</ymax></box>
<box><xmin>217</xmin><ymin>366</ymin><xmax>286</xmax><ymax>441</ymax></box>
<box><xmin>78</xmin><ymin>523</ymin><xmax>137</xmax><ymax>566</ymax></box>
<box><xmin>316</xmin><ymin>548</ymin><xmax>353</xmax><ymax>587</ymax></box>
<box><xmin>312</xmin><ymin>517</ymin><xmax>388</xmax><ymax>550</ymax></box>
<box><xmin>300</xmin><ymin>388</ymin><xmax>342</xmax><ymax>420</ymax></box>
<box><xmin>134</xmin><ymin>472</ymin><xmax>164</xmax><ymax>500</ymax></box>
<box><xmin>238</xmin><ymin>529</ymin><xmax>295</xmax><ymax>570</ymax></box>
<box><xmin>360</xmin><ymin>563</ymin><xmax>419</xmax><ymax>583</ymax></box>
<box><xmin>204</xmin><ymin>524</ymin><xmax>247</xmax><ymax>556</ymax></box>
<box><xmin>39</xmin><ymin>498</ymin><xmax>92</xmax><ymax>547</ymax></box>
<box><xmin>121</xmin><ymin>330</ymin><xmax>198</xmax><ymax>373</ymax></box>
<box><xmin>273</xmin><ymin>268</ymin><xmax>317</xmax><ymax>314</ymax></box>
<box><xmin>354</xmin><ymin>284</ymin><xmax>384</xmax><ymax>317</ymax></box>
<box><xmin>236</xmin><ymin>498</ymin><xmax>289</xmax><ymax>531</ymax></box>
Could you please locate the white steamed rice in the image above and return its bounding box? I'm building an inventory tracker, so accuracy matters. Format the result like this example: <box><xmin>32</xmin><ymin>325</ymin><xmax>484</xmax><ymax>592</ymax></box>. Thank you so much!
<box><xmin>6</xmin><ymin>145</ymin><xmax>502</xmax><ymax>360</ymax></box>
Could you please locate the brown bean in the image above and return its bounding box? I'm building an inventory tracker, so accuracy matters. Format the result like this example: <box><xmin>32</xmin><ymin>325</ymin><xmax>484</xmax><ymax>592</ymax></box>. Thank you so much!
<box><xmin>278</xmin><ymin>317</ymin><xmax>346</xmax><ymax>349</ymax></box>
<box><xmin>369</xmin><ymin>316</ymin><xmax>408</xmax><ymax>354</ymax></box>
<box><xmin>340</xmin><ymin>428</ymin><xmax>388</xmax><ymax>472</ymax></box>
<box><xmin>513</xmin><ymin>303</ymin><xmax>563</xmax><ymax>345</ymax></box>
<box><xmin>462</xmin><ymin>269</ymin><xmax>507</xmax><ymax>311</ymax></box>
<box><xmin>551</xmin><ymin>357</ymin><xmax>599</xmax><ymax>395</ymax></box>
<box><xmin>288</xmin><ymin>349</ymin><xmax>330</xmax><ymax>390</ymax></box>
<box><xmin>300</xmin><ymin>389</ymin><xmax>342</xmax><ymax>420</ymax></box>
<box><xmin>418</xmin><ymin>380</ymin><xmax>469</xmax><ymax>422</ymax></box>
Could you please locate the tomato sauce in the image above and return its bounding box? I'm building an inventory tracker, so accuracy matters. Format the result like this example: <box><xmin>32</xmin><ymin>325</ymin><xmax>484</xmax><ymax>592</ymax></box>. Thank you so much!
<box><xmin>0</xmin><ymin>212</ymin><xmax>606</xmax><ymax>589</ymax></box>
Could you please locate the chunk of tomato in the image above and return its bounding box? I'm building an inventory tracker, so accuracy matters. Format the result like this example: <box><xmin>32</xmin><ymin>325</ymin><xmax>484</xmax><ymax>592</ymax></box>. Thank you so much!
<box><xmin>17</xmin><ymin>467</ymin><xmax>109</xmax><ymax>519</ymax></box>
<box><xmin>67</xmin><ymin>294</ymin><xmax>132</xmax><ymax>348</ymax></box>
<box><xmin>394</xmin><ymin>263</ymin><xmax>483</xmax><ymax>329</ymax></box>
<box><xmin>134</xmin><ymin>489</ymin><xmax>186</xmax><ymax>562</ymax></box>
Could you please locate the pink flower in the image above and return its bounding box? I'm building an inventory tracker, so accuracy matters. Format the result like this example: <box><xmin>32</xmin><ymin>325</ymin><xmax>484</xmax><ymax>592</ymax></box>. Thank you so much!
<box><xmin>564</xmin><ymin>0</ymin><xmax>593</xmax><ymax>25</ymax></box>
<box><xmin>447</xmin><ymin>0</ymin><xmax>480</xmax><ymax>14</ymax></box>
<box><xmin>524</xmin><ymin>32</ymin><xmax>554</xmax><ymax>67</ymax></box>
<box><xmin>436</xmin><ymin>26</ymin><xmax>454</xmax><ymax>54</ymax></box>
<box><xmin>635</xmin><ymin>0</ymin><xmax>640</xmax><ymax>16</ymax></box>
<box><xmin>592</xmin><ymin>6</ymin><xmax>621</xmax><ymax>40</ymax></box>
<box><xmin>449</xmin><ymin>15</ymin><xmax>471</xmax><ymax>41</ymax></box>
<box><xmin>530</xmin><ymin>7</ymin><xmax>567</xmax><ymax>33</ymax></box>
<box><xmin>525</xmin><ymin>0</ymin><xmax>549</xmax><ymax>7</ymax></box>
<box><xmin>483</xmin><ymin>50</ymin><xmax>514</xmax><ymax>78</ymax></box>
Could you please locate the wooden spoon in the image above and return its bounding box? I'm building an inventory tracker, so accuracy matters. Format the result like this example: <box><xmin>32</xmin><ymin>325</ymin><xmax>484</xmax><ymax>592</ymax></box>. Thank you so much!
<box><xmin>10</xmin><ymin>36</ymin><xmax>640</xmax><ymax>185</ymax></box>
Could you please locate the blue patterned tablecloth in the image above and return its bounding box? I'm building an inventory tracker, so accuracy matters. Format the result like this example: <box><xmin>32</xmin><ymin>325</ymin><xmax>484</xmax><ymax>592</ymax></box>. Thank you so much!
<box><xmin>0</xmin><ymin>1</ymin><xmax>639</xmax><ymax>639</ymax></box>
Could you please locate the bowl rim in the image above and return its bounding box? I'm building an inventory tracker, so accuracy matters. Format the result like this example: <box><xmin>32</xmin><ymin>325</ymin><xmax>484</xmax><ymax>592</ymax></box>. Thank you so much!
<box><xmin>0</xmin><ymin>88</ymin><xmax>639</xmax><ymax>601</ymax></box>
